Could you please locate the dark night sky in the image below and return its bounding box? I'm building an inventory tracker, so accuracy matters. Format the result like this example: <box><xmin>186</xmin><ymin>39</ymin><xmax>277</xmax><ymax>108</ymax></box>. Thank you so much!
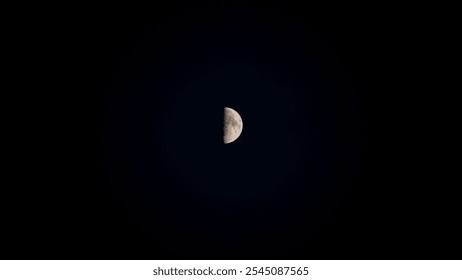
<box><xmin>5</xmin><ymin>1</ymin><xmax>459</xmax><ymax>260</ymax></box>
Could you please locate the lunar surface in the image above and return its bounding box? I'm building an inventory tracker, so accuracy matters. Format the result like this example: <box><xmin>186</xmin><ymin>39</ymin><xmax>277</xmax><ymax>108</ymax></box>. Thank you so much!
<box><xmin>224</xmin><ymin>107</ymin><xmax>243</xmax><ymax>144</ymax></box>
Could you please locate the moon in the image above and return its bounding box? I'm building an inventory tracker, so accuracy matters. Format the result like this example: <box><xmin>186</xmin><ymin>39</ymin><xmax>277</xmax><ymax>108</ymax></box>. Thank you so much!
<box><xmin>224</xmin><ymin>107</ymin><xmax>243</xmax><ymax>144</ymax></box>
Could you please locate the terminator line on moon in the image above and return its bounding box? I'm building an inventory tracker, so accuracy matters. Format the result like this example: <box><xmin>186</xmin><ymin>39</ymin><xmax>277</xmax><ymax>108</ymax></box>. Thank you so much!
<box><xmin>224</xmin><ymin>107</ymin><xmax>243</xmax><ymax>144</ymax></box>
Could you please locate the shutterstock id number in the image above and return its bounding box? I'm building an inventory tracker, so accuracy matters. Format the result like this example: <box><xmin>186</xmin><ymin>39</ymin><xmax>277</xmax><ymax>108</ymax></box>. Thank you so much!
<box><xmin>245</xmin><ymin>267</ymin><xmax>309</xmax><ymax>276</ymax></box>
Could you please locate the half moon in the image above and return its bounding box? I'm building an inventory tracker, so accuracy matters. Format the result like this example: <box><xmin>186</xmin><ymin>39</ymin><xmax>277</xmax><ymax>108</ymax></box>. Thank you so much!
<box><xmin>224</xmin><ymin>107</ymin><xmax>243</xmax><ymax>144</ymax></box>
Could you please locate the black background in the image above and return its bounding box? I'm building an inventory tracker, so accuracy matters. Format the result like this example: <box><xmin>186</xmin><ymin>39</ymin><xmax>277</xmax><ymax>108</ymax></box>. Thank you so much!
<box><xmin>5</xmin><ymin>1</ymin><xmax>459</xmax><ymax>259</ymax></box>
